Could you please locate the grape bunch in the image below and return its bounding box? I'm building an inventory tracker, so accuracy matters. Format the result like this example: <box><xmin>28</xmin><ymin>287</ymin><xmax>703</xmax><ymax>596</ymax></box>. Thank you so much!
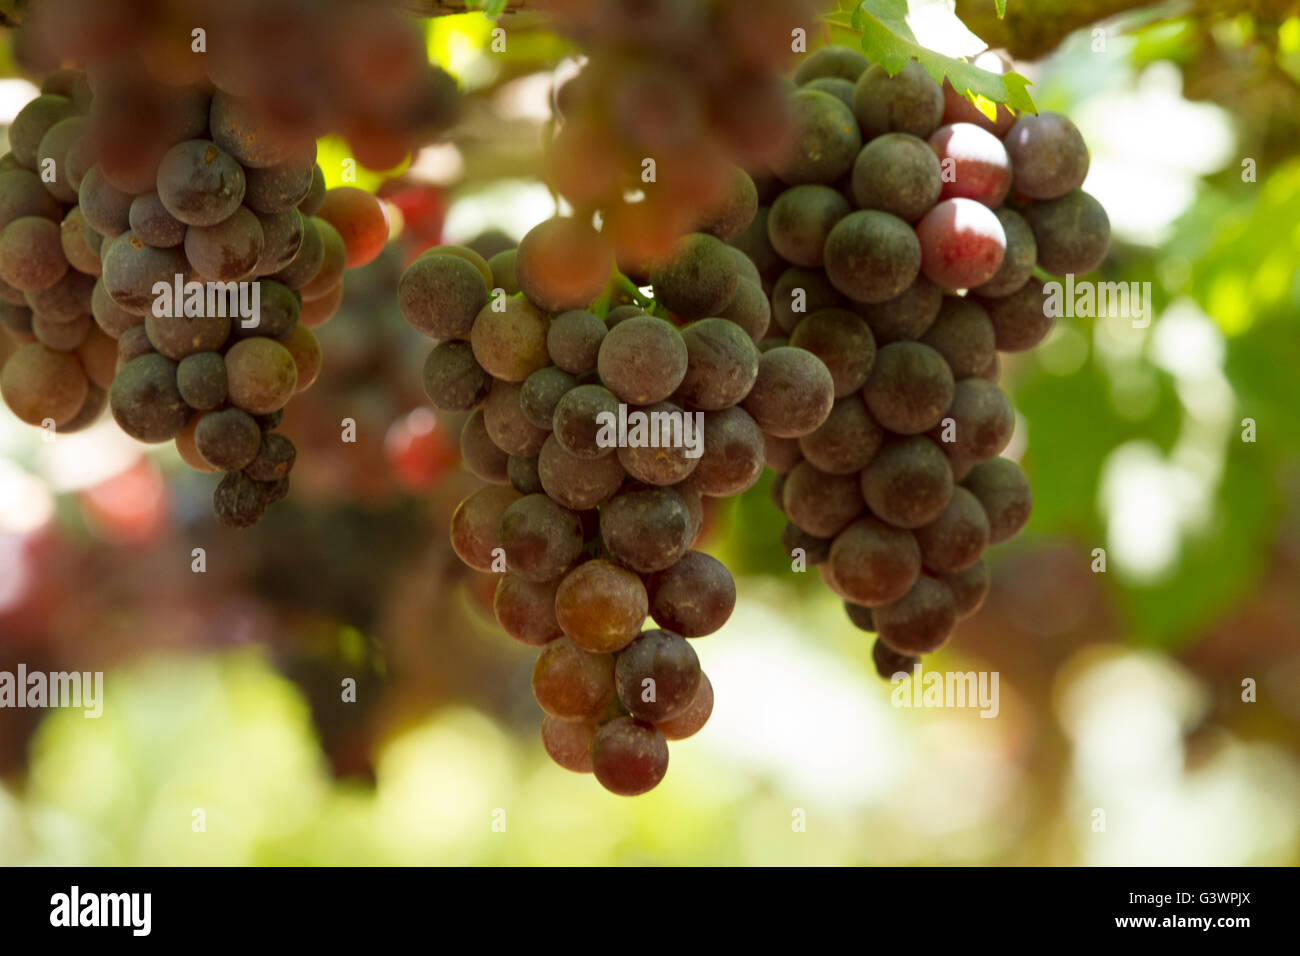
<box><xmin>540</xmin><ymin>0</ymin><xmax>816</xmax><ymax>268</ymax></box>
<box><xmin>744</xmin><ymin>46</ymin><xmax>1110</xmax><ymax>677</ymax></box>
<box><xmin>403</xmin><ymin>187</ymin><xmax>783</xmax><ymax>794</ymax></box>
<box><xmin>0</xmin><ymin>67</ymin><xmax>390</xmax><ymax>527</ymax></box>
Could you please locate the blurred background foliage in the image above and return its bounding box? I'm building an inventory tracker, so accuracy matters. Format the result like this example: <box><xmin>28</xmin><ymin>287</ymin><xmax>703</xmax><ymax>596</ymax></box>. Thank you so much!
<box><xmin>0</xmin><ymin>2</ymin><xmax>1298</xmax><ymax>865</ymax></box>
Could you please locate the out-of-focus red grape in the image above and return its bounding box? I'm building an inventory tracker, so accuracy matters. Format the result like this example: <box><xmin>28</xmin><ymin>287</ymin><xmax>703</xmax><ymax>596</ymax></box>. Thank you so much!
<box><xmin>384</xmin><ymin>407</ymin><xmax>456</xmax><ymax>492</ymax></box>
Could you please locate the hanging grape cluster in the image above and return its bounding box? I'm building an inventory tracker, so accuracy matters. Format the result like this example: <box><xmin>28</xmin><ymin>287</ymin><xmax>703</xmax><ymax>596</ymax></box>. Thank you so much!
<box><xmin>0</xmin><ymin>0</ymin><xmax>457</xmax><ymax>527</ymax></box>
<box><xmin>541</xmin><ymin>0</ymin><xmax>815</xmax><ymax>269</ymax></box>
<box><xmin>402</xmin><ymin>162</ymin><xmax>780</xmax><ymax>795</ymax></box>
<box><xmin>743</xmin><ymin>46</ymin><xmax>1111</xmax><ymax>677</ymax></box>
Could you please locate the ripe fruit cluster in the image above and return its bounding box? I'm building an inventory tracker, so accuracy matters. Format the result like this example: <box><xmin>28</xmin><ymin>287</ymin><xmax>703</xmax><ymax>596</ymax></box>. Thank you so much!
<box><xmin>542</xmin><ymin>0</ymin><xmax>816</xmax><ymax>269</ymax></box>
<box><xmin>0</xmin><ymin>65</ymin><xmax>389</xmax><ymax>527</ymax></box>
<box><xmin>407</xmin><ymin>201</ymin><xmax>781</xmax><ymax>795</ymax></box>
<box><xmin>746</xmin><ymin>46</ymin><xmax>1110</xmax><ymax>676</ymax></box>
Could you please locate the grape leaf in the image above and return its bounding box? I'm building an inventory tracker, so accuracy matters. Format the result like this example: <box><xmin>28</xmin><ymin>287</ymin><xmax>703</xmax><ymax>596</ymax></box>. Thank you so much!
<box><xmin>463</xmin><ymin>0</ymin><xmax>508</xmax><ymax>16</ymax></box>
<box><xmin>826</xmin><ymin>0</ymin><xmax>1036</xmax><ymax>120</ymax></box>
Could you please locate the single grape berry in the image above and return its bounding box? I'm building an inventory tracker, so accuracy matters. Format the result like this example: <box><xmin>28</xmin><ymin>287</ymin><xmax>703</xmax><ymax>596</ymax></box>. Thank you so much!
<box><xmin>771</xmin><ymin>265</ymin><xmax>847</xmax><ymax>335</ymax></box>
<box><xmin>109</xmin><ymin>353</ymin><xmax>189</xmax><ymax>442</ymax></box>
<box><xmin>828</xmin><ymin>516</ymin><xmax>921</xmax><ymax>607</ymax></box>
<box><xmin>743</xmin><ymin>346</ymin><xmax>835</xmax><ymax>438</ymax></box>
<box><xmin>788</xmin><ymin>308</ymin><xmax>876</xmax><ymax>398</ymax></box>
<box><xmin>646</xmin><ymin>551</ymin><xmax>736</xmax><ymax>638</ymax></box>
<box><xmin>531</xmin><ymin>637</ymin><xmax>616</xmax><ymax>721</ymax></box>
<box><xmin>128</xmin><ymin>192</ymin><xmax>187</xmax><ymax>248</ymax></box>
<box><xmin>861</xmin><ymin>341</ymin><xmax>955</xmax><ymax>435</ymax></box>
<box><xmin>920</xmin><ymin>296</ymin><xmax>997</xmax><ymax>380</ymax></box>
<box><xmin>1003</xmin><ymin>112</ymin><xmax>1090</xmax><ymax>200</ymax></box>
<box><xmin>851</xmin><ymin>133</ymin><xmax>943</xmax><ymax>222</ymax></box>
<box><xmin>852</xmin><ymin>276</ymin><xmax>942</xmax><ymax>345</ymax></box>
<box><xmin>772</xmin><ymin>87</ymin><xmax>862</xmax><ymax>185</ymax></box>
<box><xmin>614</xmin><ymin>629</ymin><xmax>702</xmax><ymax>723</ymax></box>
<box><xmin>540</xmin><ymin>716</ymin><xmax>597</xmax><ymax>773</ymax></box>
<box><xmin>470</xmin><ymin>295</ymin><xmax>550</xmax><ymax>383</ymax></box>
<box><xmin>1</xmin><ymin>342</ymin><xmax>88</xmax><ymax>426</ymax></box>
<box><xmin>194</xmin><ymin>407</ymin><xmax>262</xmax><ymax>470</ymax></box>
<box><xmin>783</xmin><ymin>522</ymin><xmax>832</xmax><ymax>565</ymax></box>
<box><xmin>915</xmin><ymin>198</ymin><xmax>1006</xmax><ymax>291</ymax></box>
<box><xmin>547</xmin><ymin>309</ymin><xmax>606</xmax><ymax>375</ymax></box>
<box><xmin>719</xmin><ymin>276</ymin><xmax>771</xmax><ymax>343</ymax></box>
<box><xmin>693</xmin><ymin>405</ymin><xmax>766</xmax><ymax>497</ymax></box>
<box><xmin>616</xmin><ymin>401</ymin><xmax>700</xmax><ymax>486</ymax></box>
<box><xmin>783</xmin><ymin>460</ymin><xmax>865</xmax><ymax>539</ymax></box>
<box><xmin>515</xmin><ymin>217</ymin><xmax>613</xmax><ymax>313</ymax></box>
<box><xmin>963</xmin><ymin>456</ymin><xmax>1032</xmax><ymax>544</ymax></box>
<box><xmin>913</xmin><ymin>486</ymin><xmax>990</xmax><ymax>573</ymax></box>
<box><xmin>824</xmin><ymin>210</ymin><xmax>922</xmax><ymax>304</ymax></box>
<box><xmin>552</xmin><ymin>383</ymin><xmax>621</xmax><ymax>459</ymax></box>
<box><xmin>974</xmin><ymin>277</ymin><xmax>1053</xmax><ymax>352</ymax></box>
<box><xmin>599</xmin><ymin>486</ymin><xmax>693</xmax><ymax>574</ymax></box>
<box><xmin>507</xmin><ymin>455</ymin><xmax>544</xmax><ymax>495</ymax></box>
<box><xmin>520</xmin><ymin>366</ymin><xmax>579</xmax><ymax>431</ymax></box>
<box><xmin>460</xmin><ymin>409</ymin><xmax>509</xmax><ymax>484</ymax></box>
<box><xmin>315</xmin><ymin>186</ymin><xmax>389</xmax><ymax>268</ymax></box>
<box><xmin>398</xmin><ymin>252</ymin><xmax>488</xmax><ymax>340</ymax></box>
<box><xmin>538</xmin><ymin>433</ymin><xmax>626</xmax><ymax>510</ymax></box>
<box><xmin>590</xmin><ymin>717</ymin><xmax>669</xmax><ymax>796</ymax></box>
<box><xmin>797</xmin><ymin>395</ymin><xmax>884</xmax><ymax>475</ymax></box>
<box><xmin>184</xmin><ymin>206</ymin><xmax>265</xmax><ymax>281</ymax></box>
<box><xmin>872</xmin><ymin>639</ymin><xmax>919</xmax><ymax>679</ymax></box>
<box><xmin>650</xmin><ymin>233</ymin><xmax>740</xmax><ymax>320</ymax></box>
<box><xmin>943</xmin><ymin>559</ymin><xmax>991</xmax><ymax>620</ymax></box>
<box><xmin>972</xmin><ymin>208</ymin><xmax>1037</xmax><ymax>298</ymax></box>
<box><xmin>844</xmin><ymin>601</ymin><xmax>875</xmax><ymax>632</ymax></box>
<box><xmin>795</xmin><ymin>45</ymin><xmax>869</xmax><ymax>85</ymax></box>
<box><xmin>767</xmin><ymin>184</ymin><xmax>849</xmax><ymax>267</ymax></box>
<box><xmin>0</xmin><ymin>217</ymin><xmax>68</xmax><ymax>292</ymax></box>
<box><xmin>555</xmin><ymin>559</ymin><xmax>648</xmax><ymax>653</ymax></box>
<box><xmin>852</xmin><ymin>60</ymin><xmax>944</xmax><ymax>140</ymax></box>
<box><xmin>485</xmin><ymin>379</ymin><xmax>551</xmax><ymax>458</ymax></box>
<box><xmin>655</xmin><ymin>672</ymin><xmax>714</xmax><ymax>741</ymax></box>
<box><xmin>449</xmin><ymin>485</ymin><xmax>522</xmax><ymax>572</ymax></box>
<box><xmin>928</xmin><ymin>122</ymin><xmax>1012</xmax><ymax>208</ymax></box>
<box><xmin>244</xmin><ymin>433</ymin><xmax>296</xmax><ymax>483</ymax></box>
<box><xmin>597</xmin><ymin>315</ymin><xmax>688</xmax><ymax>405</ymax></box>
<box><xmin>494</xmin><ymin>574</ymin><xmax>564</xmax><ymax>647</ymax></box>
<box><xmin>860</xmin><ymin>436</ymin><xmax>955</xmax><ymax>530</ymax></box>
<box><xmin>1020</xmin><ymin>190</ymin><xmax>1110</xmax><ymax>276</ymax></box>
<box><xmin>156</xmin><ymin>140</ymin><xmax>246</xmax><ymax>227</ymax></box>
<box><xmin>677</xmin><ymin>318</ymin><xmax>760</xmax><ymax>411</ymax></box>
<box><xmin>224</xmin><ymin>337</ymin><xmax>298</xmax><ymax>414</ymax></box>
<box><xmin>213</xmin><ymin>471</ymin><xmax>271</xmax><ymax>529</ymax></box>
<box><xmin>931</xmin><ymin>378</ymin><xmax>1014</xmax><ymax>463</ymax></box>
<box><xmin>875</xmin><ymin>575</ymin><xmax>958</xmax><ymax>656</ymax></box>
<box><xmin>499</xmin><ymin>493</ymin><xmax>584</xmax><ymax>583</ymax></box>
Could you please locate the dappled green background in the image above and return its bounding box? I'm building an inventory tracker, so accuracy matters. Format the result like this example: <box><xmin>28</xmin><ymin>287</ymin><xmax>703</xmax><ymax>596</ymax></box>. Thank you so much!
<box><xmin>1</xmin><ymin>5</ymin><xmax>1298</xmax><ymax>865</ymax></box>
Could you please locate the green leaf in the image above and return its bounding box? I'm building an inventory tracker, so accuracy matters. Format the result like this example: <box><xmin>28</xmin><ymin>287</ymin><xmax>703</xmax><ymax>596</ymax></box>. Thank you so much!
<box><xmin>995</xmin><ymin>0</ymin><xmax>1007</xmax><ymax>18</ymax></box>
<box><xmin>833</xmin><ymin>0</ymin><xmax>1037</xmax><ymax>118</ymax></box>
<box><xmin>465</xmin><ymin>0</ymin><xmax>508</xmax><ymax>16</ymax></box>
